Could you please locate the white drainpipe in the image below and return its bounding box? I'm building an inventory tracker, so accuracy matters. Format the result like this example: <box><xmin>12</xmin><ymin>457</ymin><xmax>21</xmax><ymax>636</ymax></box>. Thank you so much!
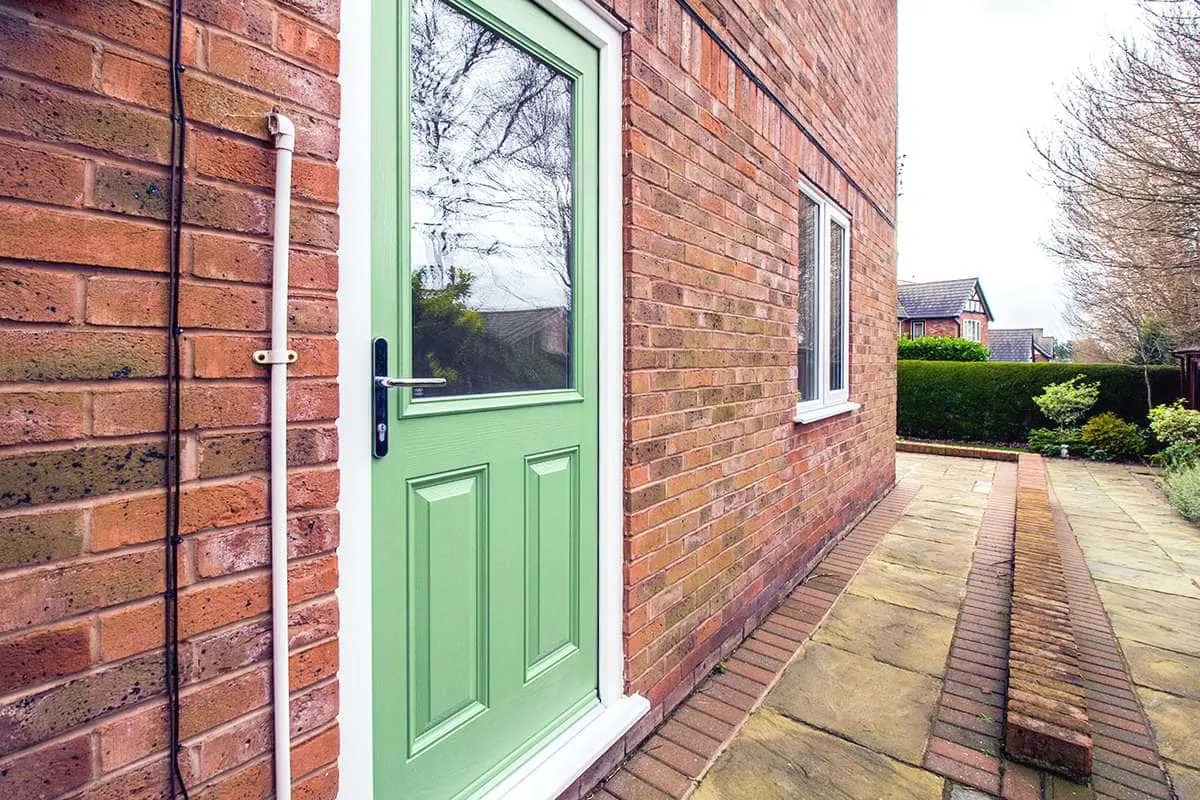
<box><xmin>256</xmin><ymin>111</ymin><xmax>297</xmax><ymax>800</ymax></box>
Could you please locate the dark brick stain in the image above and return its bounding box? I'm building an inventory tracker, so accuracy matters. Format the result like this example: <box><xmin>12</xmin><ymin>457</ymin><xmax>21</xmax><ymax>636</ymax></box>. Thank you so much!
<box><xmin>0</xmin><ymin>442</ymin><xmax>166</xmax><ymax>510</ymax></box>
<box><xmin>0</xmin><ymin>652</ymin><xmax>165</xmax><ymax>757</ymax></box>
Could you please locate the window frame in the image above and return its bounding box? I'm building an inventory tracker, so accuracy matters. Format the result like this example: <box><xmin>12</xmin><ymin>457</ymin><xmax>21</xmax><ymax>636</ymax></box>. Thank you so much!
<box><xmin>910</xmin><ymin>319</ymin><xmax>925</xmax><ymax>339</ymax></box>
<box><xmin>795</xmin><ymin>178</ymin><xmax>854</xmax><ymax>423</ymax></box>
<box><xmin>963</xmin><ymin>318</ymin><xmax>982</xmax><ymax>342</ymax></box>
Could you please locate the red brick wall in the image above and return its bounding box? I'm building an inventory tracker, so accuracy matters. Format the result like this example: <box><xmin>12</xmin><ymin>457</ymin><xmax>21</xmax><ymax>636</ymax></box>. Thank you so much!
<box><xmin>0</xmin><ymin>1</ymin><xmax>340</xmax><ymax>798</ymax></box>
<box><xmin>605</xmin><ymin>0</ymin><xmax>897</xmax><ymax>747</ymax></box>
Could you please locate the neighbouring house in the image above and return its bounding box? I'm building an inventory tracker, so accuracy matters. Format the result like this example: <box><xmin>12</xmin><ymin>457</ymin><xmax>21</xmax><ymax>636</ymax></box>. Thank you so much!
<box><xmin>897</xmin><ymin>277</ymin><xmax>994</xmax><ymax>345</ymax></box>
<box><xmin>0</xmin><ymin>0</ymin><xmax>897</xmax><ymax>799</ymax></box>
<box><xmin>990</xmin><ymin>328</ymin><xmax>1056</xmax><ymax>363</ymax></box>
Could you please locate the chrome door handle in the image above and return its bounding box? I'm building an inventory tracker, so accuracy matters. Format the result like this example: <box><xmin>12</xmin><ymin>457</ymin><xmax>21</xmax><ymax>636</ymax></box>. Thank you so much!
<box><xmin>372</xmin><ymin>337</ymin><xmax>448</xmax><ymax>459</ymax></box>
<box><xmin>375</xmin><ymin>376</ymin><xmax>447</xmax><ymax>388</ymax></box>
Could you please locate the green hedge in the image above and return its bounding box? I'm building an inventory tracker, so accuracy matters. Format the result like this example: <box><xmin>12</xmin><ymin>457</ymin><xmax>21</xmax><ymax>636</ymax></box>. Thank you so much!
<box><xmin>898</xmin><ymin>361</ymin><xmax>1181</xmax><ymax>443</ymax></box>
<box><xmin>898</xmin><ymin>336</ymin><xmax>989</xmax><ymax>362</ymax></box>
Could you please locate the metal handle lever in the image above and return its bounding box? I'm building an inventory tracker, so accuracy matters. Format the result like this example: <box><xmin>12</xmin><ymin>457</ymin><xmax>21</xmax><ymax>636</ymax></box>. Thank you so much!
<box><xmin>375</xmin><ymin>376</ymin><xmax>447</xmax><ymax>389</ymax></box>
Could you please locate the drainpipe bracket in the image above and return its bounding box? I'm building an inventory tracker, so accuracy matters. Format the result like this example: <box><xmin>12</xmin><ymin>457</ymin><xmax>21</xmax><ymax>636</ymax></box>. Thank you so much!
<box><xmin>252</xmin><ymin>349</ymin><xmax>299</xmax><ymax>365</ymax></box>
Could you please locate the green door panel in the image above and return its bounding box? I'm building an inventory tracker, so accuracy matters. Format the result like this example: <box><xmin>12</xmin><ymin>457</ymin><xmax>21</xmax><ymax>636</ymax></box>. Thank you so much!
<box><xmin>371</xmin><ymin>0</ymin><xmax>600</xmax><ymax>796</ymax></box>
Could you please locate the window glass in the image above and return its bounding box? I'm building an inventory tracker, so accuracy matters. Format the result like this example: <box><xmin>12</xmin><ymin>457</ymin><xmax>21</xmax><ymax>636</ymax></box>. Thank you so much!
<box><xmin>409</xmin><ymin>0</ymin><xmax>574</xmax><ymax>397</ymax></box>
<box><xmin>797</xmin><ymin>195</ymin><xmax>819</xmax><ymax>402</ymax></box>
<box><xmin>829</xmin><ymin>220</ymin><xmax>846</xmax><ymax>392</ymax></box>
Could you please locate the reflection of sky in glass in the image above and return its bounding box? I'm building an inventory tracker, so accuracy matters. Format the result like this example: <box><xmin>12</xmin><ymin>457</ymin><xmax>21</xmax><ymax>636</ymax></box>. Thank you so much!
<box><xmin>410</xmin><ymin>0</ymin><xmax>573</xmax><ymax>313</ymax></box>
<box><xmin>797</xmin><ymin>195</ymin><xmax>818</xmax><ymax>401</ymax></box>
<box><xmin>830</xmin><ymin>221</ymin><xmax>846</xmax><ymax>392</ymax></box>
<box><xmin>408</xmin><ymin>0</ymin><xmax>575</xmax><ymax>396</ymax></box>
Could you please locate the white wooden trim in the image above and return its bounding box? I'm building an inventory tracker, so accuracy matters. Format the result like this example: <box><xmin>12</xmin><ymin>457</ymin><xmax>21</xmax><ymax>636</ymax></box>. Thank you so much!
<box><xmin>796</xmin><ymin>177</ymin><xmax>852</xmax><ymax>418</ymax></box>
<box><xmin>336</xmin><ymin>0</ymin><xmax>641</xmax><ymax>797</ymax></box>
<box><xmin>336</xmin><ymin>0</ymin><xmax>375</xmax><ymax>798</ymax></box>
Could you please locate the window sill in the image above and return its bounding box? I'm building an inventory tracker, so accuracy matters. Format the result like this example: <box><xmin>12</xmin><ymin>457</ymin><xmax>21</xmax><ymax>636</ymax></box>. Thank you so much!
<box><xmin>794</xmin><ymin>401</ymin><xmax>861</xmax><ymax>425</ymax></box>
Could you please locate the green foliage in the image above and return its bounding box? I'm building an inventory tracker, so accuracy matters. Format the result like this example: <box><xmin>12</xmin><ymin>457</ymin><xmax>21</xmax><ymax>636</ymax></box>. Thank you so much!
<box><xmin>1148</xmin><ymin>401</ymin><xmax>1200</xmax><ymax>446</ymax></box>
<box><xmin>897</xmin><ymin>336</ymin><xmax>990</xmax><ymax>362</ymax></box>
<box><xmin>1151</xmin><ymin>441</ymin><xmax>1200</xmax><ymax>471</ymax></box>
<box><xmin>1028</xmin><ymin>427</ymin><xmax>1087</xmax><ymax>458</ymax></box>
<box><xmin>896</xmin><ymin>361</ymin><xmax>1181</xmax><ymax>444</ymax></box>
<box><xmin>1162</xmin><ymin>464</ymin><xmax>1200</xmax><ymax>523</ymax></box>
<box><xmin>1034</xmin><ymin>376</ymin><xmax>1101</xmax><ymax>430</ymax></box>
<box><xmin>411</xmin><ymin>268</ymin><xmax>568</xmax><ymax>395</ymax></box>
<box><xmin>1081</xmin><ymin>412</ymin><xmax>1146</xmax><ymax>461</ymax></box>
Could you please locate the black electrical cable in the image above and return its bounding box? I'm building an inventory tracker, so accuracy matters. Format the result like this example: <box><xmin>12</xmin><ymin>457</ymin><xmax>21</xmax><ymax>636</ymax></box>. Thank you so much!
<box><xmin>164</xmin><ymin>0</ymin><xmax>189</xmax><ymax>796</ymax></box>
<box><xmin>673</xmin><ymin>0</ymin><xmax>896</xmax><ymax>228</ymax></box>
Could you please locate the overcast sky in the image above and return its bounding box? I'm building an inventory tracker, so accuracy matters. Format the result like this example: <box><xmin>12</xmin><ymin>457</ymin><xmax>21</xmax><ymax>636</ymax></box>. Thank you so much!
<box><xmin>896</xmin><ymin>0</ymin><xmax>1146</xmax><ymax>340</ymax></box>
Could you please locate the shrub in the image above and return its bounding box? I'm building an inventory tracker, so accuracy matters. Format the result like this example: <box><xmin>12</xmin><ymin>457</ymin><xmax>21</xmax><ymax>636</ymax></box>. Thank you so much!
<box><xmin>898</xmin><ymin>336</ymin><xmax>990</xmax><ymax>362</ymax></box>
<box><xmin>1148</xmin><ymin>401</ymin><xmax>1200</xmax><ymax>446</ymax></box>
<box><xmin>1034</xmin><ymin>376</ymin><xmax>1101</xmax><ymax>430</ymax></box>
<box><xmin>1162</xmin><ymin>464</ymin><xmax>1200</xmax><ymax>523</ymax></box>
<box><xmin>1152</xmin><ymin>441</ymin><xmax>1200</xmax><ymax>471</ymax></box>
<box><xmin>1028</xmin><ymin>427</ymin><xmax>1087</xmax><ymax>458</ymax></box>
<box><xmin>897</xmin><ymin>361</ymin><xmax>1180</xmax><ymax>443</ymax></box>
<box><xmin>1081</xmin><ymin>413</ymin><xmax>1146</xmax><ymax>461</ymax></box>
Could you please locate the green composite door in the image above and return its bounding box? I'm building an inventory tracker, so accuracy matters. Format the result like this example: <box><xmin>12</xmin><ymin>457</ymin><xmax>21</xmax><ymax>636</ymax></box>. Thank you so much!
<box><xmin>371</xmin><ymin>0</ymin><xmax>600</xmax><ymax>797</ymax></box>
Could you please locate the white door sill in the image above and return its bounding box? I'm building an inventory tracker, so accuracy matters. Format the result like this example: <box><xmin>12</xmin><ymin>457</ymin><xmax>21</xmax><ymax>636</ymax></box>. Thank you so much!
<box><xmin>475</xmin><ymin>694</ymin><xmax>650</xmax><ymax>800</ymax></box>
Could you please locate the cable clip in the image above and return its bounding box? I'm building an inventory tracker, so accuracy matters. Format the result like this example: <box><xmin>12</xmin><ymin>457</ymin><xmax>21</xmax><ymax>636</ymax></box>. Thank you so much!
<box><xmin>252</xmin><ymin>349</ymin><xmax>299</xmax><ymax>365</ymax></box>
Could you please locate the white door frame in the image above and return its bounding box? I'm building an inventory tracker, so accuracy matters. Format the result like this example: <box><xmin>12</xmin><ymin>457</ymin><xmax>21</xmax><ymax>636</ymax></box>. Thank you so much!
<box><xmin>336</xmin><ymin>0</ymin><xmax>646</xmax><ymax>797</ymax></box>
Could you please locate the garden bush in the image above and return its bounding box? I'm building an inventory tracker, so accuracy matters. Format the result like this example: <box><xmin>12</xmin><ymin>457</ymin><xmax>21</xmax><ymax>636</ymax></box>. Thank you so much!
<box><xmin>1028</xmin><ymin>427</ymin><xmax>1087</xmax><ymax>458</ymax></box>
<box><xmin>1034</xmin><ymin>376</ymin><xmax>1100</xmax><ymax>429</ymax></box>
<box><xmin>1081</xmin><ymin>412</ymin><xmax>1145</xmax><ymax>461</ymax></box>
<box><xmin>1148</xmin><ymin>401</ymin><xmax>1200</xmax><ymax>446</ymax></box>
<box><xmin>1162</xmin><ymin>464</ymin><xmax>1200</xmax><ymax>523</ymax></box>
<box><xmin>897</xmin><ymin>361</ymin><xmax>1180</xmax><ymax>444</ymax></box>
<box><xmin>1153</xmin><ymin>442</ymin><xmax>1200</xmax><ymax>471</ymax></box>
<box><xmin>897</xmin><ymin>336</ymin><xmax>990</xmax><ymax>362</ymax></box>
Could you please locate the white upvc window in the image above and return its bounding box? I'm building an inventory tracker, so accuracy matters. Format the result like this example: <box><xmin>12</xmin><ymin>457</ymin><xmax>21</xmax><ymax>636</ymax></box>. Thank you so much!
<box><xmin>963</xmin><ymin>319</ymin><xmax>982</xmax><ymax>342</ymax></box>
<box><xmin>796</xmin><ymin>179</ymin><xmax>856</xmax><ymax>423</ymax></box>
<box><xmin>910</xmin><ymin>320</ymin><xmax>925</xmax><ymax>339</ymax></box>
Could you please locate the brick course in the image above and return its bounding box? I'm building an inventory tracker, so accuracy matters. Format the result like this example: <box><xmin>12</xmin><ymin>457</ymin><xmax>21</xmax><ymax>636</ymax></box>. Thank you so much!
<box><xmin>0</xmin><ymin>0</ymin><xmax>340</xmax><ymax>798</ymax></box>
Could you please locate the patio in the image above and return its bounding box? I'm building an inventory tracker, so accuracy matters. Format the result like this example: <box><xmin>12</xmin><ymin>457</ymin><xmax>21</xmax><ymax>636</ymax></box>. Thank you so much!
<box><xmin>587</xmin><ymin>453</ymin><xmax>1200</xmax><ymax>800</ymax></box>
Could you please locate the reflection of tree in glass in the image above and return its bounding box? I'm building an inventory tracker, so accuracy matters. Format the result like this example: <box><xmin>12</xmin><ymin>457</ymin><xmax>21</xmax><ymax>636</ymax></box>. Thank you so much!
<box><xmin>412</xmin><ymin>269</ymin><xmax>568</xmax><ymax>396</ymax></box>
<box><xmin>409</xmin><ymin>0</ymin><xmax>575</xmax><ymax>395</ymax></box>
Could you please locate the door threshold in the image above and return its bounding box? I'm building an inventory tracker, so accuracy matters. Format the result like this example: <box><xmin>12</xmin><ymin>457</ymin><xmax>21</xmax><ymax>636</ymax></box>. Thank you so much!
<box><xmin>476</xmin><ymin>694</ymin><xmax>650</xmax><ymax>800</ymax></box>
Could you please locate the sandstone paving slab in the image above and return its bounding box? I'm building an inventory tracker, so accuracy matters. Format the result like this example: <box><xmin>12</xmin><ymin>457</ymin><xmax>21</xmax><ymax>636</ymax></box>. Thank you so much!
<box><xmin>1080</xmin><ymin>560</ymin><xmax>1200</xmax><ymax>599</ymax></box>
<box><xmin>1093</xmin><ymin>582</ymin><xmax>1200</xmax><ymax>658</ymax></box>
<box><xmin>886</xmin><ymin>516</ymin><xmax>978</xmax><ymax>544</ymax></box>
<box><xmin>872</xmin><ymin>533</ymin><xmax>975</xmax><ymax>578</ymax></box>
<box><xmin>1121</xmin><ymin>642</ymin><xmax>1200</xmax><ymax>701</ymax></box>
<box><xmin>811</xmin><ymin>593</ymin><xmax>955</xmax><ymax>676</ymax></box>
<box><xmin>1068</xmin><ymin>539</ymin><xmax>1180</xmax><ymax>574</ymax></box>
<box><xmin>766</xmin><ymin>642</ymin><xmax>942</xmax><ymax>765</ymax></box>
<box><xmin>847</xmin><ymin>558</ymin><xmax>966</xmax><ymax>620</ymax></box>
<box><xmin>905</xmin><ymin>500</ymin><xmax>985</xmax><ymax>527</ymax></box>
<box><xmin>1136</xmin><ymin>687</ymin><xmax>1200</xmax><ymax>769</ymax></box>
<box><xmin>1166</xmin><ymin>761</ymin><xmax>1200</xmax><ymax>800</ymax></box>
<box><xmin>691</xmin><ymin>707</ymin><xmax>944</xmax><ymax>800</ymax></box>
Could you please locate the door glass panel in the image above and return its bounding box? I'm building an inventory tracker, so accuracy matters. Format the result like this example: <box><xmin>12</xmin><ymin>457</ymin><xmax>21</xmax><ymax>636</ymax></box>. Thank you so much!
<box><xmin>829</xmin><ymin>220</ymin><xmax>846</xmax><ymax>392</ymax></box>
<box><xmin>409</xmin><ymin>0</ymin><xmax>574</xmax><ymax>398</ymax></box>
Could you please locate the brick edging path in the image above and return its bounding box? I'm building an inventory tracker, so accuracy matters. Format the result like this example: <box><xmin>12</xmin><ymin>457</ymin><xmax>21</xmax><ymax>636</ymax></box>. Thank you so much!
<box><xmin>920</xmin><ymin>460</ymin><xmax>1024</xmax><ymax>795</ymax></box>
<box><xmin>1006</xmin><ymin>455</ymin><xmax>1094</xmax><ymax>779</ymax></box>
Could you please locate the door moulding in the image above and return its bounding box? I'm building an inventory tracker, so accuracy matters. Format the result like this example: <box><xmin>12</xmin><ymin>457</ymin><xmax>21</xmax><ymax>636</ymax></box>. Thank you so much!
<box><xmin>336</xmin><ymin>0</ymin><xmax>645</xmax><ymax>796</ymax></box>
